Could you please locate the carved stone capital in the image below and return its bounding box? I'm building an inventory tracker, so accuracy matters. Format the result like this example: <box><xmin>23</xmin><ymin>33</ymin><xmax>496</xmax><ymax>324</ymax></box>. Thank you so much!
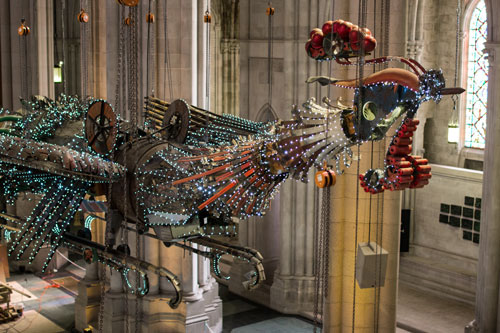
<box><xmin>484</xmin><ymin>42</ymin><xmax>500</xmax><ymax>65</ymax></box>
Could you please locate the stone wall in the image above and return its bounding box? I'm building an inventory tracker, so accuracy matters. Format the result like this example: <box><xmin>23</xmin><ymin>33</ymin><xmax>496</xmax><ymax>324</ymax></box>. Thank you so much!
<box><xmin>403</xmin><ymin>0</ymin><xmax>486</xmax><ymax>307</ymax></box>
<box><xmin>419</xmin><ymin>0</ymin><xmax>484</xmax><ymax>168</ymax></box>
<box><xmin>412</xmin><ymin>165</ymin><xmax>481</xmax><ymax>264</ymax></box>
<box><xmin>400</xmin><ymin>165</ymin><xmax>482</xmax><ymax>304</ymax></box>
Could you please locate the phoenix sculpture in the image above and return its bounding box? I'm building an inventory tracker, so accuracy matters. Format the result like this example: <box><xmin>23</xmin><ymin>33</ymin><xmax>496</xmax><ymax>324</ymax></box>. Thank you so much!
<box><xmin>0</xmin><ymin>19</ymin><xmax>463</xmax><ymax>309</ymax></box>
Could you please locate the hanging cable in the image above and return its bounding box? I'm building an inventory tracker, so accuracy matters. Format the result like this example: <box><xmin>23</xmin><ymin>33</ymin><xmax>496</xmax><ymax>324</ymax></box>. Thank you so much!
<box><xmin>79</xmin><ymin>1</ymin><xmax>90</xmax><ymax>98</ymax></box>
<box><xmin>61</xmin><ymin>0</ymin><xmax>67</xmax><ymax>94</ymax></box>
<box><xmin>17</xmin><ymin>18</ymin><xmax>30</xmax><ymax>101</ymax></box>
<box><xmin>204</xmin><ymin>1</ymin><xmax>212</xmax><ymax>109</ymax></box>
<box><xmin>313</xmin><ymin>2</ymin><xmax>335</xmax><ymax>332</ymax></box>
<box><xmin>371</xmin><ymin>1</ymin><xmax>379</xmax><ymax>329</ymax></box>
<box><xmin>374</xmin><ymin>2</ymin><xmax>391</xmax><ymax>330</ymax></box>
<box><xmin>163</xmin><ymin>2</ymin><xmax>174</xmax><ymax>101</ymax></box>
<box><xmin>452</xmin><ymin>0</ymin><xmax>462</xmax><ymax>111</ymax></box>
<box><xmin>120</xmin><ymin>9</ymin><xmax>130</xmax><ymax>332</ymax></box>
<box><xmin>266</xmin><ymin>2</ymin><xmax>274</xmax><ymax>108</ymax></box>
<box><xmin>128</xmin><ymin>6</ymin><xmax>142</xmax><ymax>330</ymax></box>
<box><xmin>352</xmin><ymin>1</ymin><xmax>368</xmax><ymax>331</ymax></box>
<box><xmin>146</xmin><ymin>0</ymin><xmax>155</xmax><ymax>97</ymax></box>
<box><xmin>371</xmin><ymin>0</ymin><xmax>379</xmax><ymax>328</ymax></box>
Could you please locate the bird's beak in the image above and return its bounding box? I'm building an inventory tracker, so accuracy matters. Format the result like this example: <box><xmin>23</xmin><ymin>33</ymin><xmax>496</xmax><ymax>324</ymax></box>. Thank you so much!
<box><xmin>441</xmin><ymin>87</ymin><xmax>466</xmax><ymax>95</ymax></box>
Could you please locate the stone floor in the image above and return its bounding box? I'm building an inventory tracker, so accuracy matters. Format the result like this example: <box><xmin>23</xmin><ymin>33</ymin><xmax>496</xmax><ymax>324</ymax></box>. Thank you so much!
<box><xmin>397</xmin><ymin>281</ymin><xmax>475</xmax><ymax>333</ymax></box>
<box><xmin>0</xmin><ymin>272</ymin><xmax>77</xmax><ymax>332</ymax></box>
<box><xmin>220</xmin><ymin>285</ymin><xmax>317</xmax><ymax>332</ymax></box>
<box><xmin>0</xmin><ymin>266</ymin><xmax>475</xmax><ymax>332</ymax></box>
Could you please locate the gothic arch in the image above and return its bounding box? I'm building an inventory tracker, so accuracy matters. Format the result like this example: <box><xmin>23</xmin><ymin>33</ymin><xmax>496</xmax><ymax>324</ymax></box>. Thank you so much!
<box><xmin>256</xmin><ymin>103</ymin><xmax>277</xmax><ymax>122</ymax></box>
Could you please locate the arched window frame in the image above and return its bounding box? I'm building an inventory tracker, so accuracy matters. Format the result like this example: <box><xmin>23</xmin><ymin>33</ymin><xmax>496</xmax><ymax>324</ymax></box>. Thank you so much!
<box><xmin>458</xmin><ymin>0</ymin><xmax>488</xmax><ymax>161</ymax></box>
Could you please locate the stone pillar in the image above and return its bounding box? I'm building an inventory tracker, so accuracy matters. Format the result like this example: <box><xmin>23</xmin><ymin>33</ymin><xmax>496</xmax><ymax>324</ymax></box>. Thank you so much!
<box><xmin>75</xmin><ymin>261</ymin><xmax>101</xmax><ymax>332</ymax></box>
<box><xmin>323</xmin><ymin>141</ymin><xmax>401</xmax><ymax>332</ymax></box>
<box><xmin>270</xmin><ymin>174</ymin><xmax>317</xmax><ymax>316</ymax></box>
<box><xmin>90</xmin><ymin>0</ymin><xmax>107</xmax><ymax>99</ymax></box>
<box><xmin>152</xmin><ymin>243</ymin><xmax>221</xmax><ymax>333</ymax></box>
<box><xmin>102</xmin><ymin>237</ymin><xmax>127</xmax><ymax>333</ymax></box>
<box><xmin>212</xmin><ymin>0</ymin><xmax>240</xmax><ymax>116</ymax></box>
<box><xmin>220</xmin><ymin>38</ymin><xmax>240</xmax><ymax>115</ymax></box>
<box><xmin>469</xmin><ymin>41</ymin><xmax>500</xmax><ymax>332</ymax></box>
<box><xmin>0</xmin><ymin>0</ymin><xmax>38</xmax><ymax>110</ymax></box>
<box><xmin>36</xmin><ymin>0</ymin><xmax>55</xmax><ymax>99</ymax></box>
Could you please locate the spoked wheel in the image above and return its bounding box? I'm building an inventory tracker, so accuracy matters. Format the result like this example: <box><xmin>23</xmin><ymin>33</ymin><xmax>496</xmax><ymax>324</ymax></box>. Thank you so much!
<box><xmin>85</xmin><ymin>100</ymin><xmax>118</xmax><ymax>156</ymax></box>
<box><xmin>323</xmin><ymin>32</ymin><xmax>344</xmax><ymax>57</ymax></box>
<box><xmin>161</xmin><ymin>99</ymin><xmax>190</xmax><ymax>143</ymax></box>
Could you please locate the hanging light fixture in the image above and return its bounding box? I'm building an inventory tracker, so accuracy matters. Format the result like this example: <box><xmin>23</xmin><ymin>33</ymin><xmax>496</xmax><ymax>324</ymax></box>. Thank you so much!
<box><xmin>54</xmin><ymin>61</ymin><xmax>63</xmax><ymax>83</ymax></box>
<box><xmin>448</xmin><ymin>96</ymin><xmax>459</xmax><ymax>143</ymax></box>
<box><xmin>448</xmin><ymin>123</ymin><xmax>459</xmax><ymax>143</ymax></box>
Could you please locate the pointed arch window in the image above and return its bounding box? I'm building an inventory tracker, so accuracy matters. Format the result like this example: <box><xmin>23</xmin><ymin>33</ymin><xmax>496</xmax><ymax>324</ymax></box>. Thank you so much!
<box><xmin>464</xmin><ymin>0</ymin><xmax>488</xmax><ymax>149</ymax></box>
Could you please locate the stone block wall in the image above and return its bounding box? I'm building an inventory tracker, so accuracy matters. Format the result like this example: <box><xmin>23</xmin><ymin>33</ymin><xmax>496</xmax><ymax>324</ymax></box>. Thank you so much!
<box><xmin>401</xmin><ymin>164</ymin><xmax>482</xmax><ymax>304</ymax></box>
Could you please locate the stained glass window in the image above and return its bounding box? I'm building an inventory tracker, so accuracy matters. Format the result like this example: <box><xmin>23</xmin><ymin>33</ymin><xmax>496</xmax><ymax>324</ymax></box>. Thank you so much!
<box><xmin>465</xmin><ymin>0</ymin><xmax>488</xmax><ymax>149</ymax></box>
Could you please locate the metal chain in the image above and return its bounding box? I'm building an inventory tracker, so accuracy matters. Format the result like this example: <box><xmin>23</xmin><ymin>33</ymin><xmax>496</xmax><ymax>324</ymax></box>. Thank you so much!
<box><xmin>383</xmin><ymin>0</ymin><xmax>390</xmax><ymax>69</ymax></box>
<box><xmin>313</xmin><ymin>185</ymin><xmax>320</xmax><ymax>331</ymax></box>
<box><xmin>312</xmin><ymin>1</ymin><xmax>323</xmax><ymax>327</ymax></box>
<box><xmin>129</xmin><ymin>6</ymin><xmax>139</xmax><ymax>136</ymax></box>
<box><xmin>127</xmin><ymin>7</ymin><xmax>141</xmax><ymax>331</ymax></box>
<box><xmin>313</xmin><ymin>184</ymin><xmax>332</xmax><ymax>332</ymax></box>
<box><xmin>98</xmin><ymin>260</ymin><xmax>106</xmax><ymax>332</ymax></box>
<box><xmin>135</xmin><ymin>221</ymin><xmax>141</xmax><ymax>333</ymax></box>
<box><xmin>99</xmin><ymin>157</ymin><xmax>115</xmax><ymax>332</ymax></box>
<box><xmin>322</xmin><ymin>187</ymin><xmax>331</xmax><ymax>299</ymax></box>
<box><xmin>115</xmin><ymin>6</ymin><xmax>125</xmax><ymax>116</ymax></box>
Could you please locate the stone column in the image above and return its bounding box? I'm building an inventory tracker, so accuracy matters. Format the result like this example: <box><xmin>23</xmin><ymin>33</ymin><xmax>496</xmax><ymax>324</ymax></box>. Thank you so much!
<box><xmin>323</xmin><ymin>141</ymin><xmax>400</xmax><ymax>332</ymax></box>
<box><xmin>270</xmin><ymin>173</ymin><xmax>318</xmax><ymax>317</ymax></box>
<box><xmin>90</xmin><ymin>0</ymin><xmax>107</xmax><ymax>99</ymax></box>
<box><xmin>141</xmin><ymin>237</ymin><xmax>162</xmax><ymax>331</ymax></box>
<box><xmin>0</xmin><ymin>0</ymin><xmax>38</xmax><ymax>110</ymax></box>
<box><xmin>75</xmin><ymin>258</ymin><xmax>101</xmax><ymax>332</ymax></box>
<box><xmin>36</xmin><ymin>0</ymin><xmax>55</xmax><ymax>99</ymax></box>
<box><xmin>102</xmin><ymin>230</ymin><xmax>128</xmax><ymax>333</ymax></box>
<box><xmin>212</xmin><ymin>0</ymin><xmax>240</xmax><ymax>116</ymax></box>
<box><xmin>468</xmin><ymin>41</ymin><xmax>500</xmax><ymax>332</ymax></box>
